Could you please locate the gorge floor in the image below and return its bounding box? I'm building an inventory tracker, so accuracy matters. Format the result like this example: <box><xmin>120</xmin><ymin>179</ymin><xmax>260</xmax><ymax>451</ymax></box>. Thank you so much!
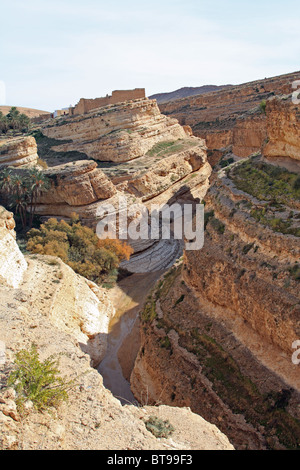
<box><xmin>98</xmin><ymin>270</ymin><xmax>165</xmax><ymax>405</ymax></box>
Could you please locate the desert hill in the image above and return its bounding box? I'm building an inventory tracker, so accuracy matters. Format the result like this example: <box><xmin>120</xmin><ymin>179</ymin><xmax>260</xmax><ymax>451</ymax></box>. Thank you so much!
<box><xmin>149</xmin><ymin>85</ymin><xmax>232</xmax><ymax>103</ymax></box>
<box><xmin>0</xmin><ymin>106</ymin><xmax>50</xmax><ymax>119</ymax></box>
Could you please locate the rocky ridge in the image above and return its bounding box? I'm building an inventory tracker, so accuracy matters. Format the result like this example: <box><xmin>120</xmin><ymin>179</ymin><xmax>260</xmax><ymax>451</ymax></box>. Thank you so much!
<box><xmin>41</xmin><ymin>98</ymin><xmax>189</xmax><ymax>163</ymax></box>
<box><xmin>158</xmin><ymin>71</ymin><xmax>300</xmax><ymax>165</ymax></box>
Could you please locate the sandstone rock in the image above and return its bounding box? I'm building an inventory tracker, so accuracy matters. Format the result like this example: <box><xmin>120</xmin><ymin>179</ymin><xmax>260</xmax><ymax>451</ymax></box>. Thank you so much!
<box><xmin>263</xmin><ymin>96</ymin><xmax>300</xmax><ymax>161</ymax></box>
<box><xmin>37</xmin><ymin>160</ymin><xmax>116</xmax><ymax>207</ymax></box>
<box><xmin>41</xmin><ymin>98</ymin><xmax>188</xmax><ymax>163</ymax></box>
<box><xmin>0</xmin><ymin>136</ymin><xmax>39</xmax><ymax>168</ymax></box>
<box><xmin>0</xmin><ymin>206</ymin><xmax>27</xmax><ymax>288</ymax></box>
<box><xmin>158</xmin><ymin>71</ymin><xmax>300</xmax><ymax>164</ymax></box>
<box><xmin>126</xmin><ymin>144</ymin><xmax>207</xmax><ymax>201</ymax></box>
<box><xmin>131</xmin><ymin>156</ymin><xmax>300</xmax><ymax>450</ymax></box>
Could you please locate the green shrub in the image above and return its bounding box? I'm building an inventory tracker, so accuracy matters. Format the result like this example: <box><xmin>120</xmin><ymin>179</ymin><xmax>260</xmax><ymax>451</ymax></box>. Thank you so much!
<box><xmin>26</xmin><ymin>216</ymin><xmax>133</xmax><ymax>285</ymax></box>
<box><xmin>210</xmin><ymin>217</ymin><xmax>225</xmax><ymax>234</ymax></box>
<box><xmin>231</xmin><ymin>158</ymin><xmax>300</xmax><ymax>207</ymax></box>
<box><xmin>144</xmin><ymin>416</ymin><xmax>175</xmax><ymax>438</ymax></box>
<box><xmin>7</xmin><ymin>344</ymin><xmax>75</xmax><ymax>412</ymax></box>
<box><xmin>260</xmin><ymin>99</ymin><xmax>267</xmax><ymax>114</ymax></box>
<box><xmin>174</xmin><ymin>294</ymin><xmax>185</xmax><ymax>306</ymax></box>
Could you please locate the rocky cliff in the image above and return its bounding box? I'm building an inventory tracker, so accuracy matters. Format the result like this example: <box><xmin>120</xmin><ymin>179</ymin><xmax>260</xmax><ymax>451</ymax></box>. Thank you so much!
<box><xmin>0</xmin><ymin>136</ymin><xmax>39</xmax><ymax>168</ymax></box>
<box><xmin>131</xmin><ymin>156</ymin><xmax>300</xmax><ymax>450</ymax></box>
<box><xmin>263</xmin><ymin>96</ymin><xmax>300</xmax><ymax>162</ymax></box>
<box><xmin>41</xmin><ymin>98</ymin><xmax>189</xmax><ymax>163</ymax></box>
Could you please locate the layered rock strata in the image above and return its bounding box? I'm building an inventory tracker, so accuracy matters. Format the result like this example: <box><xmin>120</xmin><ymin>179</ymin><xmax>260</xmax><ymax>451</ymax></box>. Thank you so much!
<box><xmin>32</xmin><ymin>103</ymin><xmax>212</xmax><ymax>273</ymax></box>
<box><xmin>158</xmin><ymin>71</ymin><xmax>300</xmax><ymax>163</ymax></box>
<box><xmin>0</xmin><ymin>211</ymin><xmax>233</xmax><ymax>450</ymax></box>
<box><xmin>36</xmin><ymin>160</ymin><xmax>116</xmax><ymax>210</ymax></box>
<box><xmin>263</xmin><ymin>96</ymin><xmax>300</xmax><ymax>162</ymax></box>
<box><xmin>0</xmin><ymin>136</ymin><xmax>39</xmax><ymax>168</ymax></box>
<box><xmin>131</xmin><ymin>157</ymin><xmax>300</xmax><ymax>450</ymax></box>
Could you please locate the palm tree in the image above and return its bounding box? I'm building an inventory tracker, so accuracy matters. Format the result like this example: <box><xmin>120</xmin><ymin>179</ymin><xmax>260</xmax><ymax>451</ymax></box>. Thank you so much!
<box><xmin>0</xmin><ymin>168</ymin><xmax>50</xmax><ymax>231</ymax></box>
<box><xmin>0</xmin><ymin>168</ymin><xmax>13</xmax><ymax>207</ymax></box>
<box><xmin>27</xmin><ymin>169</ymin><xmax>50</xmax><ymax>228</ymax></box>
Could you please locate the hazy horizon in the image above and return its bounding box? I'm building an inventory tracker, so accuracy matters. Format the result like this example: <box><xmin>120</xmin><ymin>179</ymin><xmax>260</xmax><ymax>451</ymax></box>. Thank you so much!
<box><xmin>1</xmin><ymin>0</ymin><xmax>300</xmax><ymax>111</ymax></box>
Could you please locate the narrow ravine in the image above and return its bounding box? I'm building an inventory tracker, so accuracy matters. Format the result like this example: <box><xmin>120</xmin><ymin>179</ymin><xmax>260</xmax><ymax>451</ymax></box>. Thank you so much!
<box><xmin>98</xmin><ymin>270</ymin><xmax>164</xmax><ymax>405</ymax></box>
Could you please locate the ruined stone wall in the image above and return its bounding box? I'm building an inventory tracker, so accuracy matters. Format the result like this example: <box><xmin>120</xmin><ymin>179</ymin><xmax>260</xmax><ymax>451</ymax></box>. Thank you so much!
<box><xmin>110</xmin><ymin>88</ymin><xmax>145</xmax><ymax>104</ymax></box>
<box><xmin>73</xmin><ymin>89</ymin><xmax>146</xmax><ymax>115</ymax></box>
<box><xmin>31</xmin><ymin>113</ymin><xmax>53</xmax><ymax>123</ymax></box>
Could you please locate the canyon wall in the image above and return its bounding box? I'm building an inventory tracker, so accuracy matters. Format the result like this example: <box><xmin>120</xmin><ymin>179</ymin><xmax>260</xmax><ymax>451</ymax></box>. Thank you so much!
<box><xmin>131</xmin><ymin>156</ymin><xmax>300</xmax><ymax>450</ymax></box>
<box><xmin>72</xmin><ymin>89</ymin><xmax>146</xmax><ymax>115</ymax></box>
<box><xmin>263</xmin><ymin>96</ymin><xmax>300</xmax><ymax>161</ymax></box>
<box><xmin>158</xmin><ymin>71</ymin><xmax>300</xmax><ymax>164</ymax></box>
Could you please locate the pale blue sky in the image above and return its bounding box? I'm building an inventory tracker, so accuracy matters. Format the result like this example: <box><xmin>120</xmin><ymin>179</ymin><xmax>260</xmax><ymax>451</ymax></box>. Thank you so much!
<box><xmin>0</xmin><ymin>0</ymin><xmax>299</xmax><ymax>111</ymax></box>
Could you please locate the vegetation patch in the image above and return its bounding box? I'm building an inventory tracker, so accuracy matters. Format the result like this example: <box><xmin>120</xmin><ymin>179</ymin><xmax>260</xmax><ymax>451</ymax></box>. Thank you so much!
<box><xmin>250</xmin><ymin>207</ymin><xmax>300</xmax><ymax>237</ymax></box>
<box><xmin>0</xmin><ymin>167</ymin><xmax>50</xmax><ymax>231</ymax></box>
<box><xmin>7</xmin><ymin>344</ymin><xmax>76</xmax><ymax>413</ymax></box>
<box><xmin>26</xmin><ymin>215</ymin><xmax>133</xmax><ymax>285</ymax></box>
<box><xmin>289</xmin><ymin>264</ymin><xmax>300</xmax><ymax>281</ymax></box>
<box><xmin>174</xmin><ymin>294</ymin><xmax>185</xmax><ymax>307</ymax></box>
<box><xmin>140</xmin><ymin>295</ymin><xmax>157</xmax><ymax>324</ymax></box>
<box><xmin>144</xmin><ymin>415</ymin><xmax>175</xmax><ymax>438</ymax></box>
<box><xmin>230</xmin><ymin>158</ymin><xmax>300</xmax><ymax>208</ymax></box>
<box><xmin>210</xmin><ymin>217</ymin><xmax>225</xmax><ymax>234</ymax></box>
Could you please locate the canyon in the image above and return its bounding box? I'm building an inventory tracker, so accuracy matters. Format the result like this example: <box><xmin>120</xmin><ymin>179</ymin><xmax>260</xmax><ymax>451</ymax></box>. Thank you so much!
<box><xmin>0</xmin><ymin>206</ymin><xmax>233</xmax><ymax>450</ymax></box>
<box><xmin>1</xmin><ymin>73</ymin><xmax>300</xmax><ymax>450</ymax></box>
<box><xmin>131</xmin><ymin>148</ymin><xmax>300</xmax><ymax>449</ymax></box>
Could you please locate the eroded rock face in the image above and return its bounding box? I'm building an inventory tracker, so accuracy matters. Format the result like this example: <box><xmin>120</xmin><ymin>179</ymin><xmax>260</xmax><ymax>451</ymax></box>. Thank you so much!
<box><xmin>126</xmin><ymin>144</ymin><xmax>209</xmax><ymax>201</ymax></box>
<box><xmin>0</xmin><ymin>136</ymin><xmax>39</xmax><ymax>168</ymax></box>
<box><xmin>37</xmin><ymin>160</ymin><xmax>116</xmax><ymax>207</ymax></box>
<box><xmin>0</xmin><ymin>206</ymin><xmax>27</xmax><ymax>288</ymax></box>
<box><xmin>20</xmin><ymin>255</ymin><xmax>115</xmax><ymax>368</ymax></box>
<box><xmin>33</xmin><ymin>106</ymin><xmax>212</xmax><ymax>274</ymax></box>
<box><xmin>41</xmin><ymin>98</ymin><xmax>188</xmax><ymax>163</ymax></box>
<box><xmin>263</xmin><ymin>96</ymin><xmax>300</xmax><ymax>161</ymax></box>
